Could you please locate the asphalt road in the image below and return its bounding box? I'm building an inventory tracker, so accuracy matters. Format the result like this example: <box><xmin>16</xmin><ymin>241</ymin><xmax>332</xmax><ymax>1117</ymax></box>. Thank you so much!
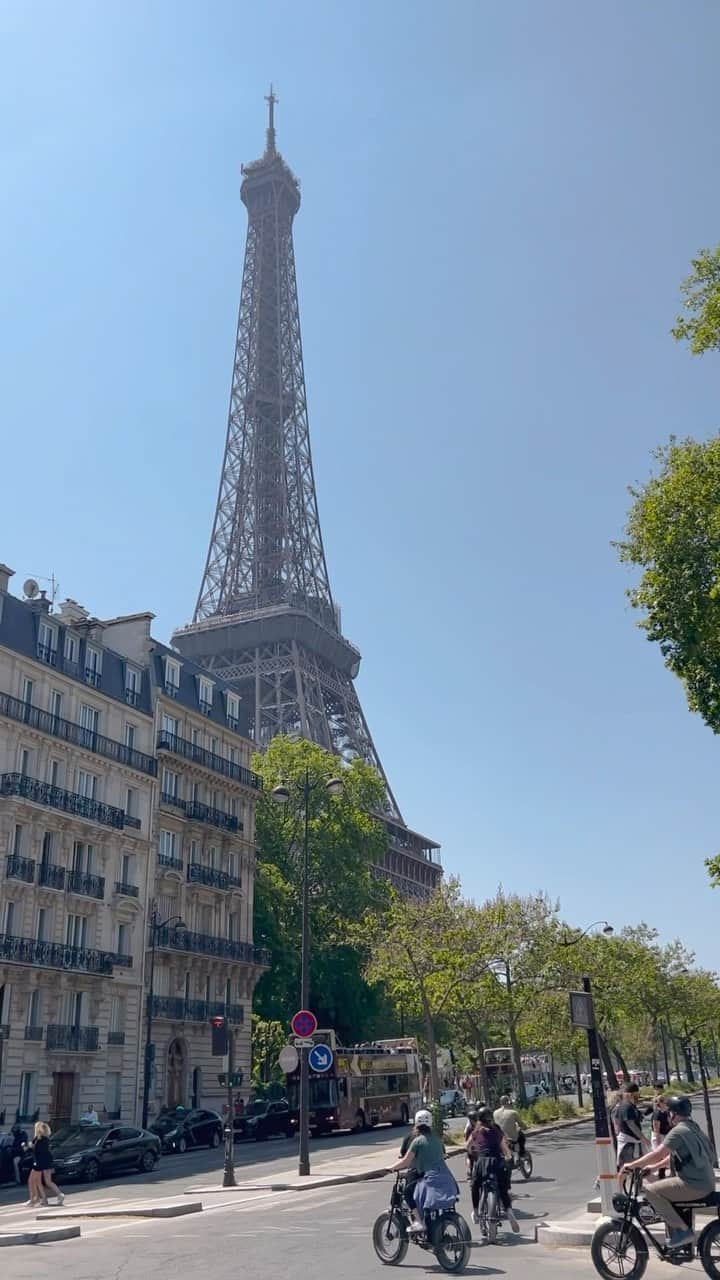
<box><xmin>3</xmin><ymin>1101</ymin><xmax>719</xmax><ymax>1278</ymax></box>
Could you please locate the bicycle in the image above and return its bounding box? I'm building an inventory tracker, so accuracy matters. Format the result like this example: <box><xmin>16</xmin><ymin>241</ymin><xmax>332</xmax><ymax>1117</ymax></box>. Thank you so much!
<box><xmin>591</xmin><ymin>1168</ymin><xmax>720</xmax><ymax>1279</ymax></box>
<box><xmin>372</xmin><ymin>1173</ymin><xmax>472</xmax><ymax>1274</ymax></box>
<box><xmin>473</xmin><ymin>1157</ymin><xmax>503</xmax><ymax>1244</ymax></box>
<box><xmin>508</xmin><ymin>1139</ymin><xmax>533</xmax><ymax>1181</ymax></box>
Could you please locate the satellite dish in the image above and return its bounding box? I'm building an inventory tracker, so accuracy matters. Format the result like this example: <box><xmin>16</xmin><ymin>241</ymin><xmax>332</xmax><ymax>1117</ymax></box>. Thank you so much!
<box><xmin>23</xmin><ymin>579</ymin><xmax>40</xmax><ymax>599</ymax></box>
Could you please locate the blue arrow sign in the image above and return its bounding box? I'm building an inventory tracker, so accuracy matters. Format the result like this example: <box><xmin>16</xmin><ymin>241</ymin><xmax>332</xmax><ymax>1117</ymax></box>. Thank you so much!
<box><xmin>308</xmin><ymin>1043</ymin><xmax>333</xmax><ymax>1073</ymax></box>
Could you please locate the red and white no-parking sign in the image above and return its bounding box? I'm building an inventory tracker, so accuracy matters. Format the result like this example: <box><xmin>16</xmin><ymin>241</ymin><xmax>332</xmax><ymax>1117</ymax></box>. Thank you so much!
<box><xmin>290</xmin><ymin>1009</ymin><xmax>317</xmax><ymax>1038</ymax></box>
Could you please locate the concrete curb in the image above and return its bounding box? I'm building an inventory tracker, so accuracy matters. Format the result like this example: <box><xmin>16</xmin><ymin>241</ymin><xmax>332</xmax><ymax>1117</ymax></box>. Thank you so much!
<box><xmin>0</xmin><ymin>1224</ymin><xmax>81</xmax><ymax>1246</ymax></box>
<box><xmin>535</xmin><ymin>1217</ymin><xmax>602</xmax><ymax>1248</ymax></box>
<box><xmin>38</xmin><ymin>1200</ymin><xmax>203</xmax><ymax>1220</ymax></box>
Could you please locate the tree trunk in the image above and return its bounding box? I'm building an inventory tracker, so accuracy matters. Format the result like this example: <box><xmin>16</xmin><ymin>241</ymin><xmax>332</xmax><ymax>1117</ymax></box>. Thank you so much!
<box><xmin>508</xmin><ymin>1021</ymin><xmax>527</xmax><ymax>1107</ymax></box>
<box><xmin>598</xmin><ymin>1033</ymin><xmax>619</xmax><ymax>1090</ymax></box>
<box><xmin>549</xmin><ymin>1050</ymin><xmax>558</xmax><ymax>1101</ymax></box>
<box><xmin>423</xmin><ymin>1002</ymin><xmax>441</xmax><ymax>1102</ymax></box>
<box><xmin>682</xmin><ymin>1038</ymin><xmax>695</xmax><ymax>1085</ymax></box>
<box><xmin>612</xmin><ymin>1043</ymin><xmax>630</xmax><ymax>1083</ymax></box>
<box><xmin>574</xmin><ymin>1055</ymin><xmax>584</xmax><ymax>1109</ymax></box>
<box><xmin>672</xmin><ymin>1034</ymin><xmax>681</xmax><ymax>1081</ymax></box>
<box><xmin>660</xmin><ymin>1023</ymin><xmax>671</xmax><ymax>1085</ymax></box>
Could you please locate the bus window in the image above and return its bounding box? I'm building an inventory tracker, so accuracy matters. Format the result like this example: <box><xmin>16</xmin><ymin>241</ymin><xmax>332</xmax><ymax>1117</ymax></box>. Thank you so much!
<box><xmin>388</xmin><ymin>1075</ymin><xmax>399</xmax><ymax>1093</ymax></box>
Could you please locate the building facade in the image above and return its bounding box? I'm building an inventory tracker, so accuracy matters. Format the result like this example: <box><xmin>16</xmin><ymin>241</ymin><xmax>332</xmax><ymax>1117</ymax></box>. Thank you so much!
<box><xmin>0</xmin><ymin>566</ymin><xmax>266</xmax><ymax>1130</ymax></box>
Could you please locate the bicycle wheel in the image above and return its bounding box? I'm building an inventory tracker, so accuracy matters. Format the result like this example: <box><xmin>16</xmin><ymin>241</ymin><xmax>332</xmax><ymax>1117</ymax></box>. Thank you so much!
<box><xmin>518</xmin><ymin>1153</ymin><xmax>533</xmax><ymax>1180</ymax></box>
<box><xmin>431</xmin><ymin>1212</ymin><xmax>472</xmax><ymax>1274</ymax></box>
<box><xmin>477</xmin><ymin>1186</ymin><xmax>489</xmax><ymax>1239</ymax></box>
<box><xmin>372</xmin><ymin>1211</ymin><xmax>409</xmax><ymax>1265</ymax></box>
<box><xmin>486</xmin><ymin>1189</ymin><xmax>499</xmax><ymax>1244</ymax></box>
<box><xmin>590</xmin><ymin>1220</ymin><xmax>648</xmax><ymax>1280</ymax></box>
<box><xmin>699</xmin><ymin>1219</ymin><xmax>720</xmax><ymax>1279</ymax></box>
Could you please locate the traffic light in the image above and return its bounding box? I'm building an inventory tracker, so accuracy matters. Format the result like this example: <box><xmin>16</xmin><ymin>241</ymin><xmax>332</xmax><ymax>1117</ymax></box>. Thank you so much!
<box><xmin>210</xmin><ymin>1015</ymin><xmax>228</xmax><ymax>1056</ymax></box>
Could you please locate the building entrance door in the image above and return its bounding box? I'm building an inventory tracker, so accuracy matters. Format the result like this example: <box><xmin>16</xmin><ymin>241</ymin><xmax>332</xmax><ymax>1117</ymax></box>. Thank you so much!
<box><xmin>50</xmin><ymin>1072</ymin><xmax>75</xmax><ymax>1128</ymax></box>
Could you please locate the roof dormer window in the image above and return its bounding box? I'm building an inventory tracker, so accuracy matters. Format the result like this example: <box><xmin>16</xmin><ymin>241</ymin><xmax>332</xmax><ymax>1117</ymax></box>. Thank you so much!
<box><xmin>198</xmin><ymin>675</ymin><xmax>214</xmax><ymax>716</ymax></box>
<box><xmin>164</xmin><ymin>656</ymin><xmax>181</xmax><ymax>698</ymax></box>
<box><xmin>225</xmin><ymin>690</ymin><xmax>240</xmax><ymax>731</ymax></box>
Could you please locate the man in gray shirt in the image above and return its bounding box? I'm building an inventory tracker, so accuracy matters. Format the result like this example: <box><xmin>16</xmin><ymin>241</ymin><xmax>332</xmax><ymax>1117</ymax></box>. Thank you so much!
<box><xmin>621</xmin><ymin>1095</ymin><xmax>715</xmax><ymax>1250</ymax></box>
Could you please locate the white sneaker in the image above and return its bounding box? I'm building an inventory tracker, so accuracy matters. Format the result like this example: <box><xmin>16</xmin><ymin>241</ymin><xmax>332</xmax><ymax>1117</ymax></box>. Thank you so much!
<box><xmin>471</xmin><ymin>1210</ymin><xmax>480</xmax><ymax>1225</ymax></box>
<box><xmin>508</xmin><ymin>1209</ymin><xmax>520</xmax><ymax>1233</ymax></box>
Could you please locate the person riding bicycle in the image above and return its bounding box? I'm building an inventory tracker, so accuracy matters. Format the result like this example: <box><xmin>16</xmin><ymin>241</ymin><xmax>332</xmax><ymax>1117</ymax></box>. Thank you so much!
<box><xmin>493</xmin><ymin>1095</ymin><xmax>526</xmax><ymax>1158</ymax></box>
<box><xmin>389</xmin><ymin>1109</ymin><xmax>459</xmax><ymax>1233</ymax></box>
<box><xmin>467</xmin><ymin>1106</ymin><xmax>519</xmax><ymax>1233</ymax></box>
<box><xmin>621</xmin><ymin>1094</ymin><xmax>715</xmax><ymax>1251</ymax></box>
<box><xmin>464</xmin><ymin>1110</ymin><xmax>479</xmax><ymax>1179</ymax></box>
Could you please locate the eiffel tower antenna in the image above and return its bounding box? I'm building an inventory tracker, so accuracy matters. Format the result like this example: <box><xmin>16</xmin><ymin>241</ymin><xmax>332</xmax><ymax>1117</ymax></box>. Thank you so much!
<box><xmin>173</xmin><ymin>95</ymin><xmax>441</xmax><ymax>897</ymax></box>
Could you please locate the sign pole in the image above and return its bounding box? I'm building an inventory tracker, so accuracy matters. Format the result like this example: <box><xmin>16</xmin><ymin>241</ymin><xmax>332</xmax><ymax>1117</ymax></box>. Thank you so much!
<box><xmin>299</xmin><ymin>769</ymin><xmax>311</xmax><ymax>1177</ymax></box>
<box><xmin>222</xmin><ymin>1026</ymin><xmax>237</xmax><ymax>1188</ymax></box>
<box><xmin>583</xmin><ymin>976</ymin><xmax>615</xmax><ymax>1215</ymax></box>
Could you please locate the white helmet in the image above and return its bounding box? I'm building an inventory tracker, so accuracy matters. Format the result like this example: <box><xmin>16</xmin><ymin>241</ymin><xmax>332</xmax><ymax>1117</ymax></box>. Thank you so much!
<box><xmin>414</xmin><ymin>1109</ymin><xmax>432</xmax><ymax>1127</ymax></box>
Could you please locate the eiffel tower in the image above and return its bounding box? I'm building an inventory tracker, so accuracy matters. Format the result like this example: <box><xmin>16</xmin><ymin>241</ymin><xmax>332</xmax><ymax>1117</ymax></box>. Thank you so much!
<box><xmin>172</xmin><ymin>92</ymin><xmax>441</xmax><ymax>897</ymax></box>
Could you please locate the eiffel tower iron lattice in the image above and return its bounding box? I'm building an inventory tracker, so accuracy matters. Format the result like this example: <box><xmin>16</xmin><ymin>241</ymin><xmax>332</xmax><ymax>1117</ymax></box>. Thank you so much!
<box><xmin>173</xmin><ymin>93</ymin><xmax>441</xmax><ymax>897</ymax></box>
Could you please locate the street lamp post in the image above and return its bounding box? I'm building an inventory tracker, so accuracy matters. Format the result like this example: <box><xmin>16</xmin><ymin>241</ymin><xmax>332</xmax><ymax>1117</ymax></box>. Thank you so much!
<box><xmin>564</xmin><ymin>922</ymin><xmax>614</xmax><ymax>1214</ymax></box>
<box><xmin>141</xmin><ymin>907</ymin><xmax>185</xmax><ymax>1130</ymax></box>
<box><xmin>272</xmin><ymin>768</ymin><xmax>343</xmax><ymax>1177</ymax></box>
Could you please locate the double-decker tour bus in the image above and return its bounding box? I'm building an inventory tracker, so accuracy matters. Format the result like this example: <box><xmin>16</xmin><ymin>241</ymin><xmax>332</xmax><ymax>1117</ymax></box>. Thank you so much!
<box><xmin>286</xmin><ymin>1032</ymin><xmax>421</xmax><ymax>1134</ymax></box>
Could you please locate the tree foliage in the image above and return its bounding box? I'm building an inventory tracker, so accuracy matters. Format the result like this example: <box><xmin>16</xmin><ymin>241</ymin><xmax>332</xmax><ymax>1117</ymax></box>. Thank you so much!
<box><xmin>671</xmin><ymin>246</ymin><xmax>720</xmax><ymax>355</ymax></box>
<box><xmin>617</xmin><ymin>434</ymin><xmax>720</xmax><ymax>735</ymax></box>
<box><xmin>251</xmin><ymin>735</ymin><xmax>390</xmax><ymax>1040</ymax></box>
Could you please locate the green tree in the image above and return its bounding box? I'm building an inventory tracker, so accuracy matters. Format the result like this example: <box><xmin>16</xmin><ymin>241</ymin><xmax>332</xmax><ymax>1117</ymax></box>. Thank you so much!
<box><xmin>252</xmin><ymin>735</ymin><xmax>389</xmax><ymax>1040</ymax></box>
<box><xmin>617</xmin><ymin>435</ymin><xmax>720</xmax><ymax>737</ymax></box>
<box><xmin>671</xmin><ymin>246</ymin><xmax>720</xmax><ymax>355</ymax></box>
<box><xmin>361</xmin><ymin>879</ymin><xmax>489</xmax><ymax>1100</ymax></box>
<box><xmin>251</xmin><ymin>1015</ymin><xmax>288</xmax><ymax>1089</ymax></box>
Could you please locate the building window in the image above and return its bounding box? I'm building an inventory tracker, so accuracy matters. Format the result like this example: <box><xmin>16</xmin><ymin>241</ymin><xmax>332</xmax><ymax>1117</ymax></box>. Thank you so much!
<box><xmin>198</xmin><ymin>676</ymin><xmax>214</xmax><ymax>715</ymax></box>
<box><xmin>162</xmin><ymin>713</ymin><xmax>179</xmax><ymax>737</ymax></box>
<box><xmin>37</xmin><ymin>621</ymin><xmax>57</xmax><ymax>665</ymax></box>
<box><xmin>159</xmin><ymin>829</ymin><xmax>177</xmax><ymax>859</ymax></box>
<box><xmin>21</xmin><ymin>677</ymin><xmax>33</xmax><ymax>706</ymax></box>
<box><xmin>40</xmin><ymin>831</ymin><xmax>53</xmax><ymax>864</ymax></box>
<box><xmin>105</xmin><ymin>1072</ymin><xmax>121</xmax><ymax>1119</ymax></box>
<box><xmin>85</xmin><ymin>645</ymin><xmax>102</xmax><ymax>686</ymax></box>
<box><xmin>76</xmin><ymin>770</ymin><xmax>97</xmax><ymax>800</ymax></box>
<box><xmin>79</xmin><ymin>703</ymin><xmax>99</xmax><ymax>741</ymax></box>
<box><xmin>228</xmin><ymin>747</ymin><xmax>237</xmax><ymax>766</ymax></box>
<box><xmin>161</xmin><ymin>768</ymin><xmax>178</xmax><ymax>800</ymax></box>
<box><xmin>124</xmin><ymin>723</ymin><xmax>136</xmax><ymax>750</ymax></box>
<box><xmin>19</xmin><ymin>748</ymin><xmax>32</xmax><ymax>777</ymax></box>
<box><xmin>72</xmin><ymin>842</ymin><xmax>94</xmax><ymax>874</ymax></box>
<box><xmin>27</xmin><ymin>989</ymin><xmax>40</xmax><ymax>1029</ymax></box>
<box><xmin>120</xmin><ymin>853</ymin><xmax>133</xmax><ymax>886</ymax></box>
<box><xmin>4</xmin><ymin>901</ymin><xmax>16</xmax><ymax>935</ymax></box>
<box><xmin>109</xmin><ymin>995</ymin><xmax>124</xmax><ymax>1034</ymax></box>
<box><xmin>50</xmin><ymin>690</ymin><xmax>63</xmax><ymax>722</ymax></box>
<box><xmin>164</xmin><ymin>657</ymin><xmax>180</xmax><ymax>697</ymax></box>
<box><xmin>125</xmin><ymin>666</ymin><xmax>141</xmax><ymax>706</ymax></box>
<box><xmin>117</xmin><ymin>923</ymin><xmax>130</xmax><ymax>958</ymax></box>
<box><xmin>227</xmin><ymin>912</ymin><xmax>239</xmax><ymax>942</ymax></box>
<box><xmin>36</xmin><ymin>907</ymin><xmax>47</xmax><ymax>942</ymax></box>
<box><xmin>191</xmin><ymin>781</ymin><xmax>200</xmax><ymax>804</ymax></box>
<box><xmin>18</xmin><ymin>1072</ymin><xmax>36</xmax><ymax>1120</ymax></box>
<box><xmin>66</xmin><ymin>915</ymin><xmax>88</xmax><ymax>949</ymax></box>
<box><xmin>64</xmin><ymin>633</ymin><xmax>78</xmax><ymax>665</ymax></box>
<box><xmin>48</xmin><ymin>760</ymin><xmax>61</xmax><ymax>787</ymax></box>
<box><xmin>125</xmin><ymin>787</ymin><xmax>136</xmax><ymax>818</ymax></box>
<box><xmin>225</xmin><ymin>692</ymin><xmax>240</xmax><ymax>729</ymax></box>
<box><xmin>12</xmin><ymin>824</ymin><xmax>23</xmax><ymax>856</ymax></box>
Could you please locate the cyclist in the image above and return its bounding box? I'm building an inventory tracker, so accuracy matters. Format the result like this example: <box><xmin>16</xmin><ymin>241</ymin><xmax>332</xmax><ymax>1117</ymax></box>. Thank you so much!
<box><xmin>464</xmin><ymin>1110</ymin><xmax>479</xmax><ymax>1180</ymax></box>
<box><xmin>493</xmin><ymin>1094</ymin><xmax>526</xmax><ymax>1159</ymax></box>
<box><xmin>467</xmin><ymin>1106</ymin><xmax>519</xmax><ymax>1233</ymax></box>
<box><xmin>389</xmin><ymin>1109</ymin><xmax>459</xmax><ymax>1233</ymax></box>
<box><xmin>621</xmin><ymin>1094</ymin><xmax>715</xmax><ymax>1251</ymax></box>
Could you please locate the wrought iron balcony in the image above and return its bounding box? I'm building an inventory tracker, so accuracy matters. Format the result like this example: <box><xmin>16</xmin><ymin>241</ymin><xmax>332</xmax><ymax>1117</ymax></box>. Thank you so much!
<box><xmin>24</xmin><ymin>1025</ymin><xmax>43</xmax><ymax>1041</ymax></box>
<box><xmin>157</xmin><ymin>851</ymin><xmax>183</xmax><ymax>872</ymax></box>
<box><xmin>149</xmin><ymin>996</ymin><xmax>244</xmax><ymax>1023</ymax></box>
<box><xmin>37</xmin><ymin>642</ymin><xmax>57</xmax><ymax>666</ymax></box>
<box><xmin>156</xmin><ymin>730</ymin><xmax>262</xmax><ymax>791</ymax></box>
<box><xmin>157</xmin><ymin>789</ymin><xmax>239</xmax><ymax>831</ymax></box>
<box><xmin>114</xmin><ymin>880</ymin><xmax>139</xmax><ymax>898</ymax></box>
<box><xmin>112</xmin><ymin>953</ymin><xmax>133</xmax><ymax>968</ymax></box>
<box><xmin>187</xmin><ymin>862</ymin><xmax>242</xmax><ymax>891</ymax></box>
<box><xmin>84</xmin><ymin>668</ymin><xmax>101</xmax><ymax>687</ymax></box>
<box><xmin>0</xmin><ymin>691</ymin><xmax>157</xmax><ymax>776</ymax></box>
<box><xmin>0</xmin><ymin>933</ymin><xmax>115</xmax><ymax>975</ymax></box>
<box><xmin>153</xmin><ymin>925</ymin><xmax>270</xmax><ymax>967</ymax></box>
<box><xmin>107</xmin><ymin>1030</ymin><xmax>125</xmax><ymax>1045</ymax></box>
<box><xmin>67</xmin><ymin>869</ymin><xmax>105</xmax><ymax>900</ymax></box>
<box><xmin>38</xmin><ymin>862</ymin><xmax>66</xmax><ymax>890</ymax></box>
<box><xmin>5</xmin><ymin>854</ymin><xmax>35</xmax><ymax>883</ymax></box>
<box><xmin>125</xmin><ymin>688</ymin><xmax>140</xmax><ymax>707</ymax></box>
<box><xmin>47</xmin><ymin>1024</ymin><xmax>99</xmax><ymax>1052</ymax></box>
<box><xmin>124</xmin><ymin>814</ymin><xmax>142</xmax><ymax>830</ymax></box>
<box><xmin>0</xmin><ymin>772</ymin><xmax>127</xmax><ymax>830</ymax></box>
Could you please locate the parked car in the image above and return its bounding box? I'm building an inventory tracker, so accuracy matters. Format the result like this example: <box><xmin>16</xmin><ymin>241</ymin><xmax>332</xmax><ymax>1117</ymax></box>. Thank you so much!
<box><xmin>438</xmin><ymin>1089</ymin><xmax>467</xmax><ymax>1117</ymax></box>
<box><xmin>237</xmin><ymin>1099</ymin><xmax>294</xmax><ymax>1141</ymax></box>
<box><xmin>150</xmin><ymin>1107</ymin><xmax>223</xmax><ymax>1153</ymax></box>
<box><xmin>23</xmin><ymin>1123</ymin><xmax>161</xmax><ymax>1183</ymax></box>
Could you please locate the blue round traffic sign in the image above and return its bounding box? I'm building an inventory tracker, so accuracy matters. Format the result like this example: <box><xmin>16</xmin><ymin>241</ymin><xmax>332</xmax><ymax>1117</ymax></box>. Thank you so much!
<box><xmin>308</xmin><ymin>1043</ymin><xmax>333</xmax><ymax>1073</ymax></box>
<box><xmin>291</xmin><ymin>1009</ymin><xmax>317</xmax><ymax>1038</ymax></box>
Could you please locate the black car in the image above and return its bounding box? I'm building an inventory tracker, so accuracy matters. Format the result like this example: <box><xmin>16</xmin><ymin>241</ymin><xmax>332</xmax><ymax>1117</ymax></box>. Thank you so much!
<box><xmin>238</xmin><ymin>1099</ymin><xmax>294</xmax><ymax>1142</ymax></box>
<box><xmin>34</xmin><ymin>1123</ymin><xmax>161</xmax><ymax>1183</ymax></box>
<box><xmin>150</xmin><ymin>1107</ymin><xmax>223</xmax><ymax>1153</ymax></box>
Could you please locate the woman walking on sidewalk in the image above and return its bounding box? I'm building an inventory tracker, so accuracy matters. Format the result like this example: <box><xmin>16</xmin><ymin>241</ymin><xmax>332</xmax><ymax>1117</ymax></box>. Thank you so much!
<box><xmin>31</xmin><ymin>1123</ymin><xmax>64</xmax><ymax>1206</ymax></box>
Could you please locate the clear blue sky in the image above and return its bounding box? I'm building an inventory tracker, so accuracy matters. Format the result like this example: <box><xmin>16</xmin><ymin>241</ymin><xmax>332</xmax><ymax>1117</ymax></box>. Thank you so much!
<box><xmin>3</xmin><ymin>1</ymin><xmax>720</xmax><ymax>965</ymax></box>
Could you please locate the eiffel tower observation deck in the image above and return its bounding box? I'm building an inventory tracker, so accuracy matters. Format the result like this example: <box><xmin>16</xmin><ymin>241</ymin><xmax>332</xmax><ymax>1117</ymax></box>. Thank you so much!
<box><xmin>172</xmin><ymin>93</ymin><xmax>441</xmax><ymax>897</ymax></box>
